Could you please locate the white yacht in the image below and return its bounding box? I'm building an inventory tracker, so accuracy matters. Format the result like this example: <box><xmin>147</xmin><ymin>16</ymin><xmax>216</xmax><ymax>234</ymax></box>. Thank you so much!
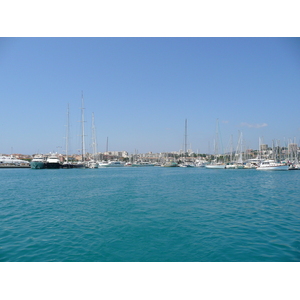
<box><xmin>179</xmin><ymin>162</ymin><xmax>195</xmax><ymax>167</ymax></box>
<box><xmin>46</xmin><ymin>154</ymin><xmax>61</xmax><ymax>169</ymax></box>
<box><xmin>30</xmin><ymin>155</ymin><xmax>46</xmax><ymax>169</ymax></box>
<box><xmin>288</xmin><ymin>163</ymin><xmax>300</xmax><ymax>170</ymax></box>
<box><xmin>195</xmin><ymin>160</ymin><xmax>208</xmax><ymax>167</ymax></box>
<box><xmin>87</xmin><ymin>160</ymin><xmax>99</xmax><ymax>169</ymax></box>
<box><xmin>98</xmin><ymin>161</ymin><xmax>125</xmax><ymax>167</ymax></box>
<box><xmin>256</xmin><ymin>160</ymin><xmax>289</xmax><ymax>171</ymax></box>
<box><xmin>0</xmin><ymin>155</ymin><xmax>29</xmax><ymax>166</ymax></box>
<box><xmin>225</xmin><ymin>163</ymin><xmax>244</xmax><ymax>169</ymax></box>
<box><xmin>205</xmin><ymin>161</ymin><xmax>226</xmax><ymax>169</ymax></box>
<box><xmin>131</xmin><ymin>161</ymin><xmax>154</xmax><ymax>167</ymax></box>
<box><xmin>225</xmin><ymin>163</ymin><xmax>236</xmax><ymax>169</ymax></box>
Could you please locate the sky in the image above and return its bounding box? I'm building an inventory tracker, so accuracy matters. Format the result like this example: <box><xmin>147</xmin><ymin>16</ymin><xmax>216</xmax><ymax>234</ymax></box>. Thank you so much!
<box><xmin>1</xmin><ymin>37</ymin><xmax>300</xmax><ymax>155</ymax></box>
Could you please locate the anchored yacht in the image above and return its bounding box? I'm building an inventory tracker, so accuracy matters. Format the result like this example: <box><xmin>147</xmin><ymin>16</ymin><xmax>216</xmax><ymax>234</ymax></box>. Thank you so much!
<box><xmin>30</xmin><ymin>155</ymin><xmax>46</xmax><ymax>169</ymax></box>
<box><xmin>98</xmin><ymin>161</ymin><xmax>125</xmax><ymax>167</ymax></box>
<box><xmin>0</xmin><ymin>155</ymin><xmax>29</xmax><ymax>166</ymax></box>
<box><xmin>256</xmin><ymin>160</ymin><xmax>289</xmax><ymax>171</ymax></box>
<box><xmin>45</xmin><ymin>154</ymin><xmax>61</xmax><ymax>169</ymax></box>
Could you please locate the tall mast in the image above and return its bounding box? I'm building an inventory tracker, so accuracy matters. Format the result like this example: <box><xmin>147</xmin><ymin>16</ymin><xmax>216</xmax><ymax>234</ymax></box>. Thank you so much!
<box><xmin>236</xmin><ymin>131</ymin><xmax>243</xmax><ymax>163</ymax></box>
<box><xmin>215</xmin><ymin>119</ymin><xmax>219</xmax><ymax>156</ymax></box>
<box><xmin>65</xmin><ymin>103</ymin><xmax>70</xmax><ymax>162</ymax></box>
<box><xmin>184</xmin><ymin>119</ymin><xmax>187</xmax><ymax>156</ymax></box>
<box><xmin>91</xmin><ymin>112</ymin><xmax>97</xmax><ymax>158</ymax></box>
<box><xmin>230</xmin><ymin>134</ymin><xmax>233</xmax><ymax>162</ymax></box>
<box><xmin>240</xmin><ymin>131</ymin><xmax>243</xmax><ymax>162</ymax></box>
<box><xmin>81</xmin><ymin>92</ymin><xmax>86</xmax><ymax>162</ymax></box>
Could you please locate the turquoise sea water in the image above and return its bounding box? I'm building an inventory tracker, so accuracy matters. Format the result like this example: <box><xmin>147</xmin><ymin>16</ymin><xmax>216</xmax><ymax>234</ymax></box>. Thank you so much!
<box><xmin>0</xmin><ymin>167</ymin><xmax>299</xmax><ymax>262</ymax></box>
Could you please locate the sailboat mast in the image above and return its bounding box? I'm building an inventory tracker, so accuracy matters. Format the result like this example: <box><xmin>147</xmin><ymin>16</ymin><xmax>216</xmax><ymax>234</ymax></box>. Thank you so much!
<box><xmin>241</xmin><ymin>132</ymin><xmax>243</xmax><ymax>162</ymax></box>
<box><xmin>81</xmin><ymin>93</ymin><xmax>86</xmax><ymax>162</ymax></box>
<box><xmin>65</xmin><ymin>103</ymin><xmax>70</xmax><ymax>162</ymax></box>
<box><xmin>184</xmin><ymin>119</ymin><xmax>187</xmax><ymax>156</ymax></box>
<box><xmin>91</xmin><ymin>112</ymin><xmax>97</xmax><ymax>158</ymax></box>
<box><xmin>215</xmin><ymin>119</ymin><xmax>219</xmax><ymax>157</ymax></box>
<box><xmin>230</xmin><ymin>134</ymin><xmax>233</xmax><ymax>162</ymax></box>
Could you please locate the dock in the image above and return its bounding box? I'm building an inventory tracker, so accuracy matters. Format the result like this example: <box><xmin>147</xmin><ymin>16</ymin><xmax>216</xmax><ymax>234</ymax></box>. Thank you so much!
<box><xmin>0</xmin><ymin>164</ymin><xmax>30</xmax><ymax>168</ymax></box>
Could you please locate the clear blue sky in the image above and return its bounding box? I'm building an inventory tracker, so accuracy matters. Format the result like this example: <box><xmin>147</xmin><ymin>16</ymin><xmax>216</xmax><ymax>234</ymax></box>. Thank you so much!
<box><xmin>1</xmin><ymin>37</ymin><xmax>300</xmax><ymax>155</ymax></box>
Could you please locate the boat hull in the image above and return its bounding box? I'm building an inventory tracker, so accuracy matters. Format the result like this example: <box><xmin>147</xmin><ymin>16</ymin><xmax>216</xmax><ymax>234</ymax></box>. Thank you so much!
<box><xmin>30</xmin><ymin>161</ymin><xmax>45</xmax><ymax>169</ymax></box>
<box><xmin>132</xmin><ymin>164</ymin><xmax>154</xmax><ymax>167</ymax></box>
<box><xmin>256</xmin><ymin>165</ymin><xmax>289</xmax><ymax>171</ymax></box>
<box><xmin>61</xmin><ymin>163</ymin><xmax>75</xmax><ymax>169</ymax></box>
<box><xmin>205</xmin><ymin>164</ymin><xmax>226</xmax><ymax>169</ymax></box>
<box><xmin>288</xmin><ymin>164</ymin><xmax>300</xmax><ymax>170</ymax></box>
<box><xmin>88</xmin><ymin>162</ymin><xmax>98</xmax><ymax>168</ymax></box>
<box><xmin>225</xmin><ymin>164</ymin><xmax>236</xmax><ymax>169</ymax></box>
<box><xmin>98</xmin><ymin>162</ymin><xmax>124</xmax><ymax>167</ymax></box>
<box><xmin>73</xmin><ymin>163</ymin><xmax>86</xmax><ymax>168</ymax></box>
<box><xmin>162</xmin><ymin>162</ymin><xmax>178</xmax><ymax>167</ymax></box>
<box><xmin>45</xmin><ymin>162</ymin><xmax>61</xmax><ymax>169</ymax></box>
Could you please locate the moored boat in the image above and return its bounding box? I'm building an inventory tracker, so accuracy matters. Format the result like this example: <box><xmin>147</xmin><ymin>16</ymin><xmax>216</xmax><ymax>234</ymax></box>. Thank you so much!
<box><xmin>179</xmin><ymin>162</ymin><xmax>195</xmax><ymax>167</ymax></box>
<box><xmin>256</xmin><ymin>160</ymin><xmax>288</xmax><ymax>171</ymax></box>
<box><xmin>30</xmin><ymin>155</ymin><xmax>46</xmax><ymax>169</ymax></box>
<box><xmin>205</xmin><ymin>162</ymin><xmax>226</xmax><ymax>169</ymax></box>
<box><xmin>98</xmin><ymin>160</ymin><xmax>124</xmax><ymax>167</ymax></box>
<box><xmin>131</xmin><ymin>161</ymin><xmax>154</xmax><ymax>167</ymax></box>
<box><xmin>288</xmin><ymin>163</ymin><xmax>300</xmax><ymax>170</ymax></box>
<box><xmin>162</xmin><ymin>161</ymin><xmax>178</xmax><ymax>167</ymax></box>
<box><xmin>87</xmin><ymin>160</ymin><xmax>99</xmax><ymax>168</ymax></box>
<box><xmin>225</xmin><ymin>163</ymin><xmax>236</xmax><ymax>169</ymax></box>
<box><xmin>0</xmin><ymin>155</ymin><xmax>30</xmax><ymax>166</ymax></box>
<box><xmin>45</xmin><ymin>154</ymin><xmax>61</xmax><ymax>169</ymax></box>
<box><xmin>195</xmin><ymin>160</ymin><xmax>208</xmax><ymax>167</ymax></box>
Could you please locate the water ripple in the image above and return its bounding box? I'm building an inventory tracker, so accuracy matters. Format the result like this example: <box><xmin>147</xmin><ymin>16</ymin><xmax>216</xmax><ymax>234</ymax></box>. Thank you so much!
<box><xmin>0</xmin><ymin>168</ymin><xmax>299</xmax><ymax>261</ymax></box>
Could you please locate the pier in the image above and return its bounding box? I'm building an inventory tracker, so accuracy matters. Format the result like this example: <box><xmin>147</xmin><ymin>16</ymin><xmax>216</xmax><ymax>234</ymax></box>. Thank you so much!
<box><xmin>0</xmin><ymin>164</ymin><xmax>30</xmax><ymax>168</ymax></box>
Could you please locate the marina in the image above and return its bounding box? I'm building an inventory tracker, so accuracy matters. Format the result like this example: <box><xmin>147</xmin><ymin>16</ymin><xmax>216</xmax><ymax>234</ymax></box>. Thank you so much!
<box><xmin>2</xmin><ymin>95</ymin><xmax>296</xmax><ymax>172</ymax></box>
<box><xmin>1</xmin><ymin>40</ymin><xmax>299</xmax><ymax>267</ymax></box>
<box><xmin>1</xmin><ymin>36</ymin><xmax>299</xmax><ymax>298</ymax></box>
<box><xmin>1</xmin><ymin>152</ymin><xmax>299</xmax><ymax>171</ymax></box>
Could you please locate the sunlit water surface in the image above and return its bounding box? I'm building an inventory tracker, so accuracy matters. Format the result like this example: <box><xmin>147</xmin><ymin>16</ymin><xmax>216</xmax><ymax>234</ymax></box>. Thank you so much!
<box><xmin>1</xmin><ymin>167</ymin><xmax>299</xmax><ymax>261</ymax></box>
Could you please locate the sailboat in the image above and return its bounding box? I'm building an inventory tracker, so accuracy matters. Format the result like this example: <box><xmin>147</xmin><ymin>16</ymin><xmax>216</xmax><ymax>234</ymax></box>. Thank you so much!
<box><xmin>179</xmin><ymin>119</ymin><xmax>195</xmax><ymax>167</ymax></box>
<box><xmin>73</xmin><ymin>93</ymin><xmax>87</xmax><ymax>168</ymax></box>
<box><xmin>226</xmin><ymin>131</ymin><xmax>244</xmax><ymax>169</ymax></box>
<box><xmin>288</xmin><ymin>139</ymin><xmax>300</xmax><ymax>170</ymax></box>
<box><xmin>206</xmin><ymin>119</ymin><xmax>226</xmax><ymax>169</ymax></box>
<box><xmin>225</xmin><ymin>135</ymin><xmax>235</xmax><ymax>169</ymax></box>
<box><xmin>87</xmin><ymin>112</ymin><xmax>99</xmax><ymax>168</ymax></box>
<box><xmin>62</xmin><ymin>104</ymin><xmax>75</xmax><ymax>168</ymax></box>
<box><xmin>235</xmin><ymin>131</ymin><xmax>244</xmax><ymax>168</ymax></box>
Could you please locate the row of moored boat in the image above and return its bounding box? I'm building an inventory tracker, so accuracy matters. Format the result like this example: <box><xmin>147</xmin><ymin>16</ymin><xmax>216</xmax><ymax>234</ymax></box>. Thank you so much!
<box><xmin>30</xmin><ymin>154</ymin><xmax>300</xmax><ymax>171</ymax></box>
